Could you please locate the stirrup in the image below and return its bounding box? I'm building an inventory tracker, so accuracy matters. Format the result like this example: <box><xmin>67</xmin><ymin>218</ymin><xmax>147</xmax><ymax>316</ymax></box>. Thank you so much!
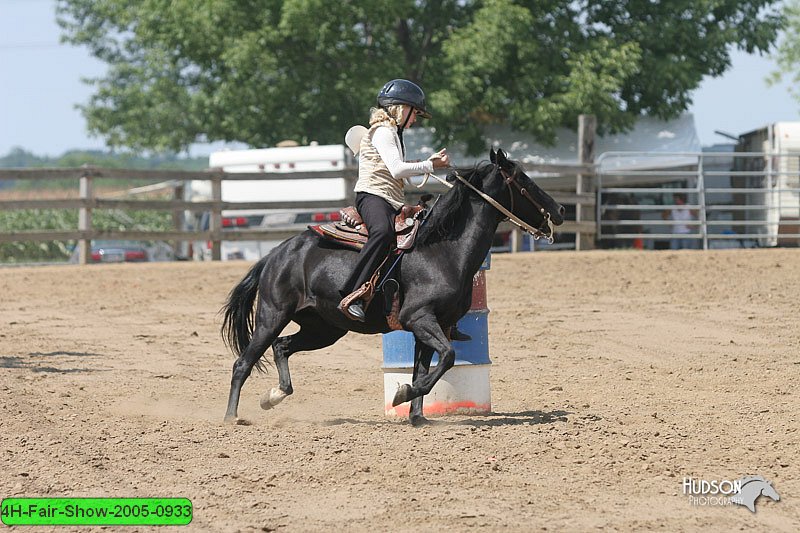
<box><xmin>349</xmin><ymin>300</ymin><xmax>366</xmax><ymax>321</ymax></box>
<box><xmin>338</xmin><ymin>270</ymin><xmax>381</xmax><ymax>323</ymax></box>
<box><xmin>338</xmin><ymin>298</ymin><xmax>366</xmax><ymax>322</ymax></box>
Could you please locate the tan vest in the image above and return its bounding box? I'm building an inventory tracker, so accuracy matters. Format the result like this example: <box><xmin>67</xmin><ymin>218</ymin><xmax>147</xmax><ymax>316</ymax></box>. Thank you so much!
<box><xmin>354</xmin><ymin>121</ymin><xmax>404</xmax><ymax>209</ymax></box>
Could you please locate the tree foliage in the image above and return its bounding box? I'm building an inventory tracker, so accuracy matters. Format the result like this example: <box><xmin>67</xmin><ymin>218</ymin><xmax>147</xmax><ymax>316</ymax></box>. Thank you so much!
<box><xmin>0</xmin><ymin>147</ymin><xmax>206</xmax><ymax>170</ymax></box>
<box><xmin>770</xmin><ymin>1</ymin><xmax>800</xmax><ymax>102</ymax></box>
<box><xmin>57</xmin><ymin>0</ymin><xmax>783</xmax><ymax>154</ymax></box>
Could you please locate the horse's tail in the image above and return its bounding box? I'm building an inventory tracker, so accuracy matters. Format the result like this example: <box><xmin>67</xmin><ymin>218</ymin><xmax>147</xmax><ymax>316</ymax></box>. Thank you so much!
<box><xmin>221</xmin><ymin>256</ymin><xmax>269</xmax><ymax>359</ymax></box>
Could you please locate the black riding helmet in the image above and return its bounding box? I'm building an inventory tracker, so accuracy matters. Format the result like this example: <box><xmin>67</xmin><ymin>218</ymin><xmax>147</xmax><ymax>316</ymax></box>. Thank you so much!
<box><xmin>377</xmin><ymin>79</ymin><xmax>431</xmax><ymax>119</ymax></box>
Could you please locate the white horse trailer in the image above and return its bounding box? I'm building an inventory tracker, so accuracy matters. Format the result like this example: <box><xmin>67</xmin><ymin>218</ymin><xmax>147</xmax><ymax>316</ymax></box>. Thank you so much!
<box><xmin>738</xmin><ymin>122</ymin><xmax>800</xmax><ymax>246</ymax></box>
<box><xmin>185</xmin><ymin>144</ymin><xmax>350</xmax><ymax>260</ymax></box>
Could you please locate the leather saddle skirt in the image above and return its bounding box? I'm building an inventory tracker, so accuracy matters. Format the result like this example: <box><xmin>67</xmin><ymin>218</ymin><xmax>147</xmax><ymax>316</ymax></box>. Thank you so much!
<box><xmin>309</xmin><ymin>200</ymin><xmax>429</xmax><ymax>252</ymax></box>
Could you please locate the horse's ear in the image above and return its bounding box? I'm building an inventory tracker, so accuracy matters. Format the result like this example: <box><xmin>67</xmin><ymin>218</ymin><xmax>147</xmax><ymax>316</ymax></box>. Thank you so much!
<box><xmin>496</xmin><ymin>148</ymin><xmax>510</xmax><ymax>168</ymax></box>
<box><xmin>489</xmin><ymin>148</ymin><xmax>497</xmax><ymax>164</ymax></box>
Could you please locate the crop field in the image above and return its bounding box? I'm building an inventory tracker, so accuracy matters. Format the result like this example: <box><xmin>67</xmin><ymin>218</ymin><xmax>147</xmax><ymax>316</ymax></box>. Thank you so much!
<box><xmin>0</xmin><ymin>186</ymin><xmax>171</xmax><ymax>263</ymax></box>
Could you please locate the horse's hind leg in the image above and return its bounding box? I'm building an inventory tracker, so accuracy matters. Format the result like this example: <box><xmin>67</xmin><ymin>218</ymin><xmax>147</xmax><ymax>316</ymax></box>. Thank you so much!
<box><xmin>409</xmin><ymin>342</ymin><xmax>434</xmax><ymax>427</ymax></box>
<box><xmin>260</xmin><ymin>316</ymin><xmax>347</xmax><ymax>410</ymax></box>
<box><xmin>225</xmin><ymin>308</ymin><xmax>290</xmax><ymax>423</ymax></box>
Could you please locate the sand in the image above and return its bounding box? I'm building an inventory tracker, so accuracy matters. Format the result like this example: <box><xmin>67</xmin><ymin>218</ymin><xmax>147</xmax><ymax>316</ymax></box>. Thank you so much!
<box><xmin>1</xmin><ymin>249</ymin><xmax>798</xmax><ymax>531</ymax></box>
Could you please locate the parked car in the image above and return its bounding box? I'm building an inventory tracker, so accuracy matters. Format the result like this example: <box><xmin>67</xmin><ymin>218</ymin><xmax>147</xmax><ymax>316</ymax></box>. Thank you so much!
<box><xmin>187</xmin><ymin>209</ymin><xmax>342</xmax><ymax>261</ymax></box>
<box><xmin>70</xmin><ymin>240</ymin><xmax>174</xmax><ymax>263</ymax></box>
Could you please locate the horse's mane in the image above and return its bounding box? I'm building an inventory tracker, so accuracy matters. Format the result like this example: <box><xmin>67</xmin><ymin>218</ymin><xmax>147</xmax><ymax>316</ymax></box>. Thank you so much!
<box><xmin>415</xmin><ymin>162</ymin><xmax>495</xmax><ymax>247</ymax></box>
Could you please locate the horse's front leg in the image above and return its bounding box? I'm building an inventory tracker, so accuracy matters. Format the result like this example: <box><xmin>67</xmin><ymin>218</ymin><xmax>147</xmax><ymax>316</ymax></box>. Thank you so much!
<box><xmin>409</xmin><ymin>342</ymin><xmax>434</xmax><ymax>426</ymax></box>
<box><xmin>393</xmin><ymin>314</ymin><xmax>454</xmax><ymax>407</ymax></box>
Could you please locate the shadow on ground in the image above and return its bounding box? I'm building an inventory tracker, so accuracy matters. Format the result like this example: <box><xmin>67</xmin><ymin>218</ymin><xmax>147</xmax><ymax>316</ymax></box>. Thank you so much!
<box><xmin>0</xmin><ymin>351</ymin><xmax>104</xmax><ymax>373</ymax></box>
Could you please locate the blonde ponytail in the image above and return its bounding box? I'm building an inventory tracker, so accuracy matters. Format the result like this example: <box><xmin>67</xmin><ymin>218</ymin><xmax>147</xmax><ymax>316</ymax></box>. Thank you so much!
<box><xmin>369</xmin><ymin>105</ymin><xmax>405</xmax><ymax>127</ymax></box>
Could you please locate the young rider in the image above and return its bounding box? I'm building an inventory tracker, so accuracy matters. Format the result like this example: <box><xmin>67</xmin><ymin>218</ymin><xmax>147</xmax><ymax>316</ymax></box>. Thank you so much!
<box><xmin>339</xmin><ymin>79</ymin><xmax>450</xmax><ymax>321</ymax></box>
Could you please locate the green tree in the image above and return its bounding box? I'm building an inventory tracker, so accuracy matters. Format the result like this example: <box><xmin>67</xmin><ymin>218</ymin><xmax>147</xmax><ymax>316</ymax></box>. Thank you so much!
<box><xmin>770</xmin><ymin>1</ymin><xmax>800</xmax><ymax>102</ymax></box>
<box><xmin>0</xmin><ymin>147</ymin><xmax>206</xmax><ymax>170</ymax></box>
<box><xmin>57</xmin><ymin>0</ymin><xmax>783</xmax><ymax>154</ymax></box>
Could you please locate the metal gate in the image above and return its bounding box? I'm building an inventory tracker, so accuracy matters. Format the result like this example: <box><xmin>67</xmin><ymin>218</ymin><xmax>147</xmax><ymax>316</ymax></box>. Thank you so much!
<box><xmin>596</xmin><ymin>151</ymin><xmax>800</xmax><ymax>250</ymax></box>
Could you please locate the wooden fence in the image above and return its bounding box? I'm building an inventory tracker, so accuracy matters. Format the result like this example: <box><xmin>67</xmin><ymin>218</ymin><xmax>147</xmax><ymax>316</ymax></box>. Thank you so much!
<box><xmin>0</xmin><ymin>161</ymin><xmax>597</xmax><ymax>264</ymax></box>
<box><xmin>0</xmin><ymin>166</ymin><xmax>357</xmax><ymax>263</ymax></box>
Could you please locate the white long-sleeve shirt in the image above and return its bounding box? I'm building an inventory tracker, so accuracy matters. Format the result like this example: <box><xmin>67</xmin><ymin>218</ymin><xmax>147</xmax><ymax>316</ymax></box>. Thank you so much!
<box><xmin>354</xmin><ymin>122</ymin><xmax>433</xmax><ymax>209</ymax></box>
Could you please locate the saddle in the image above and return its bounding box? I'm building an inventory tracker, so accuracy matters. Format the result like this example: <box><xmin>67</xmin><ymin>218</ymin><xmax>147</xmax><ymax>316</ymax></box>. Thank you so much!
<box><xmin>312</xmin><ymin>195</ymin><xmax>433</xmax><ymax>331</ymax></box>
<box><xmin>308</xmin><ymin>195</ymin><xmax>431</xmax><ymax>252</ymax></box>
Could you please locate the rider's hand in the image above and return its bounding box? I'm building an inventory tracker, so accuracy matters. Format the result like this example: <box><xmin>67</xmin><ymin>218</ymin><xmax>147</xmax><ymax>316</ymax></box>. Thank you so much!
<box><xmin>429</xmin><ymin>148</ymin><xmax>450</xmax><ymax>169</ymax></box>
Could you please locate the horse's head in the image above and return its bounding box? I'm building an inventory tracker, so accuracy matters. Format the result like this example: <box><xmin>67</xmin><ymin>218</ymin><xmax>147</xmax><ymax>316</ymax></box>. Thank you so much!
<box><xmin>760</xmin><ymin>481</ymin><xmax>781</xmax><ymax>502</ymax></box>
<box><xmin>488</xmin><ymin>148</ymin><xmax>565</xmax><ymax>240</ymax></box>
<box><xmin>731</xmin><ymin>476</ymin><xmax>781</xmax><ymax>512</ymax></box>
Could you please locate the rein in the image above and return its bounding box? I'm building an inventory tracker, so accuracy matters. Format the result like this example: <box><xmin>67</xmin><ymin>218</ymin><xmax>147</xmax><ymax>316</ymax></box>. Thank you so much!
<box><xmin>416</xmin><ymin>165</ymin><xmax>554</xmax><ymax>243</ymax></box>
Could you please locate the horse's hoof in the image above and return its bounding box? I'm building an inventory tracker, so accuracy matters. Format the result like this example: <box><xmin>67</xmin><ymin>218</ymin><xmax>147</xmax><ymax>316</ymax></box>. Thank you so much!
<box><xmin>392</xmin><ymin>384</ymin><xmax>412</xmax><ymax>407</ymax></box>
<box><xmin>409</xmin><ymin>414</ymin><xmax>431</xmax><ymax>427</ymax></box>
<box><xmin>223</xmin><ymin>414</ymin><xmax>238</xmax><ymax>425</ymax></box>
<box><xmin>260</xmin><ymin>387</ymin><xmax>288</xmax><ymax>410</ymax></box>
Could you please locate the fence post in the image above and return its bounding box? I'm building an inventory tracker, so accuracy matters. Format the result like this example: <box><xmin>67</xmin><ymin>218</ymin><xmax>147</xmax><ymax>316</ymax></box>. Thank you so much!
<box><xmin>577</xmin><ymin>115</ymin><xmax>596</xmax><ymax>251</ymax></box>
<box><xmin>510</xmin><ymin>228</ymin><xmax>521</xmax><ymax>252</ymax></box>
<box><xmin>596</xmin><ymin>167</ymin><xmax>603</xmax><ymax>241</ymax></box>
<box><xmin>78</xmin><ymin>168</ymin><xmax>94</xmax><ymax>265</ymax></box>
<box><xmin>210</xmin><ymin>174</ymin><xmax>222</xmax><ymax>261</ymax></box>
<box><xmin>766</xmin><ymin>133</ymin><xmax>776</xmax><ymax>247</ymax></box>
<box><xmin>697</xmin><ymin>156</ymin><xmax>708</xmax><ymax>250</ymax></box>
<box><xmin>172</xmin><ymin>182</ymin><xmax>185</xmax><ymax>259</ymax></box>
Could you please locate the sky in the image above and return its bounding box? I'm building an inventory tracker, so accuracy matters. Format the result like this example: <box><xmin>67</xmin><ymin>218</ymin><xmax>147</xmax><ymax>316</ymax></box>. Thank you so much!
<box><xmin>1</xmin><ymin>0</ymin><xmax>799</xmax><ymax>158</ymax></box>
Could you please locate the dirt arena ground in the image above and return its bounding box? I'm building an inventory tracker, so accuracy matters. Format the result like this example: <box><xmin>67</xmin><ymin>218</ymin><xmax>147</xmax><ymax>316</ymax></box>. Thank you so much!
<box><xmin>1</xmin><ymin>249</ymin><xmax>798</xmax><ymax>532</ymax></box>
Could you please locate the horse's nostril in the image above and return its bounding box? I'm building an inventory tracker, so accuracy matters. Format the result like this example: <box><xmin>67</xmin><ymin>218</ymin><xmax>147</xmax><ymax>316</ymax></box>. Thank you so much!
<box><xmin>558</xmin><ymin>205</ymin><xmax>566</xmax><ymax>217</ymax></box>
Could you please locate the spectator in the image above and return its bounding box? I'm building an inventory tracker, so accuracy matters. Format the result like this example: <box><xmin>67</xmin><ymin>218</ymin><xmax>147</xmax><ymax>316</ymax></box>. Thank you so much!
<box><xmin>663</xmin><ymin>193</ymin><xmax>697</xmax><ymax>249</ymax></box>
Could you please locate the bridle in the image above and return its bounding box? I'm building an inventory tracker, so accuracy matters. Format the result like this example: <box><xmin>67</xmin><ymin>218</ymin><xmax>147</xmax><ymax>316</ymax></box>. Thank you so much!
<box><xmin>497</xmin><ymin>166</ymin><xmax>554</xmax><ymax>242</ymax></box>
<box><xmin>413</xmin><ymin>165</ymin><xmax>554</xmax><ymax>242</ymax></box>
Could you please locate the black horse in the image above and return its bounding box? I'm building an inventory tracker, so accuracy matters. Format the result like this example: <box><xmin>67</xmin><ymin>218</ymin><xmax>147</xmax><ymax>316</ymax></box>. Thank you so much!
<box><xmin>222</xmin><ymin>148</ymin><xmax>565</xmax><ymax>425</ymax></box>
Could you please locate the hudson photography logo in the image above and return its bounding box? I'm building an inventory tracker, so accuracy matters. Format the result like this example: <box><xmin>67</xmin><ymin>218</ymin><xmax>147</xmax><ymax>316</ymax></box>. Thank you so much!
<box><xmin>683</xmin><ymin>476</ymin><xmax>781</xmax><ymax>513</ymax></box>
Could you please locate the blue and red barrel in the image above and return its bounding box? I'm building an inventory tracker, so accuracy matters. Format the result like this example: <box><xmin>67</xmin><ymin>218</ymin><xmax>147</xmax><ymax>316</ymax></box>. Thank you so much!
<box><xmin>382</xmin><ymin>254</ymin><xmax>492</xmax><ymax>416</ymax></box>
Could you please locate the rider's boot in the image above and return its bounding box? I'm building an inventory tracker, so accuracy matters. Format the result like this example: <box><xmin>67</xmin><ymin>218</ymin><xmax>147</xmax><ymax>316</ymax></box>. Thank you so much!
<box><xmin>338</xmin><ymin>285</ymin><xmax>371</xmax><ymax>322</ymax></box>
